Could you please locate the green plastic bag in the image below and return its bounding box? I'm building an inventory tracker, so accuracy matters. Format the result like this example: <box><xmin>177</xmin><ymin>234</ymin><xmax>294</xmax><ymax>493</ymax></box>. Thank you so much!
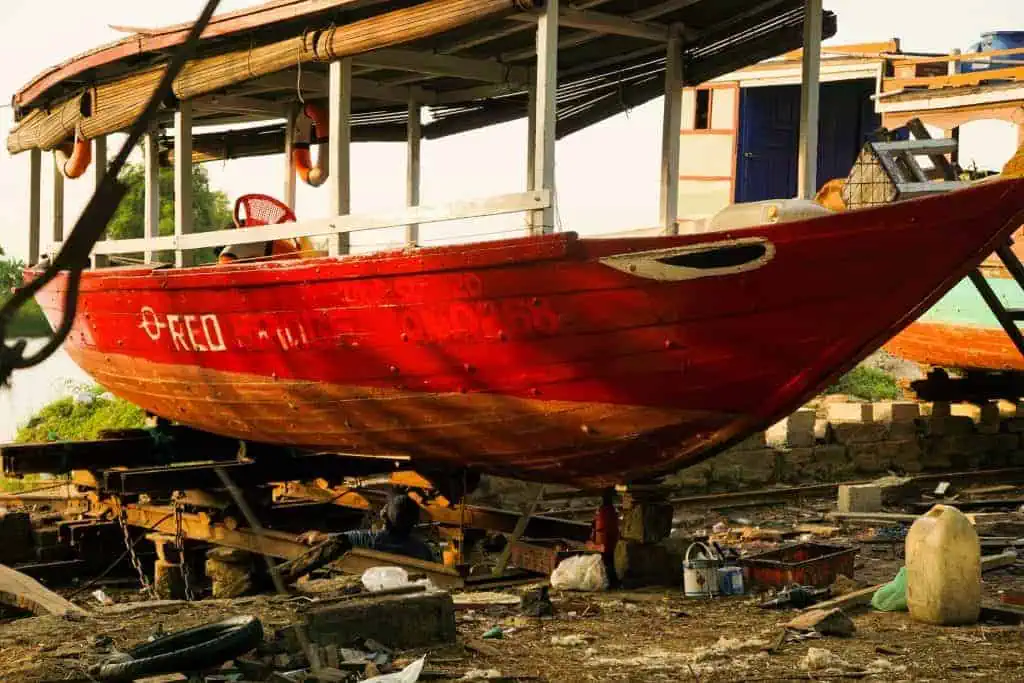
<box><xmin>871</xmin><ymin>566</ymin><xmax>908</xmax><ymax>612</ymax></box>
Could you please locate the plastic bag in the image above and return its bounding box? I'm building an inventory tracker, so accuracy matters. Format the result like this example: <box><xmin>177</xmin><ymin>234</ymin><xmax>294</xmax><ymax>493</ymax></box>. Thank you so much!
<box><xmin>550</xmin><ymin>553</ymin><xmax>608</xmax><ymax>592</ymax></box>
<box><xmin>364</xmin><ymin>654</ymin><xmax>426</xmax><ymax>682</ymax></box>
<box><xmin>871</xmin><ymin>566</ymin><xmax>908</xmax><ymax>612</ymax></box>
<box><xmin>361</xmin><ymin>566</ymin><xmax>435</xmax><ymax>592</ymax></box>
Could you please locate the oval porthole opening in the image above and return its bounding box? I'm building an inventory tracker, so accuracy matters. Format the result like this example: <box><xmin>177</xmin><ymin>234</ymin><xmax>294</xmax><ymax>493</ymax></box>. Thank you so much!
<box><xmin>655</xmin><ymin>242</ymin><xmax>767</xmax><ymax>270</ymax></box>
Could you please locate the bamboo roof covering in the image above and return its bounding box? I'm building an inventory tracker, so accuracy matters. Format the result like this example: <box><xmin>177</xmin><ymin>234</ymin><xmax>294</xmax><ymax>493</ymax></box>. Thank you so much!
<box><xmin>8</xmin><ymin>0</ymin><xmax>836</xmax><ymax>156</ymax></box>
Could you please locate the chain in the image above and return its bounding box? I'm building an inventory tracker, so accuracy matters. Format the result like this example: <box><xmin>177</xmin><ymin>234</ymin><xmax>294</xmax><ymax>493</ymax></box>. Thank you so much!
<box><xmin>115</xmin><ymin>498</ymin><xmax>154</xmax><ymax>598</ymax></box>
<box><xmin>174</xmin><ymin>503</ymin><xmax>195</xmax><ymax>602</ymax></box>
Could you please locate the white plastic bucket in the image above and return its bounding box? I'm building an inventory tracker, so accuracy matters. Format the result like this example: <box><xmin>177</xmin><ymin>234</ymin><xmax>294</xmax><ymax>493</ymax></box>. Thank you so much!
<box><xmin>684</xmin><ymin>542</ymin><xmax>723</xmax><ymax>597</ymax></box>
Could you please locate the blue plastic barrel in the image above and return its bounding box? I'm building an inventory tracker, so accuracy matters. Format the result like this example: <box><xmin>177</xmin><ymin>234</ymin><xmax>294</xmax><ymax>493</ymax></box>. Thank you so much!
<box><xmin>964</xmin><ymin>31</ymin><xmax>1024</xmax><ymax>72</ymax></box>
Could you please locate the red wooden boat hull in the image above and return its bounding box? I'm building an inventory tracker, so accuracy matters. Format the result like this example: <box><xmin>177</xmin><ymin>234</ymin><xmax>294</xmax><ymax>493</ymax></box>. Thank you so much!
<box><xmin>32</xmin><ymin>179</ymin><xmax>1024</xmax><ymax>487</ymax></box>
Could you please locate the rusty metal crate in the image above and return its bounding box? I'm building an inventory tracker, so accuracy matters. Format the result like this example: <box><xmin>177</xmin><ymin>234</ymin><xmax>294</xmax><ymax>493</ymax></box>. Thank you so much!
<box><xmin>740</xmin><ymin>542</ymin><xmax>856</xmax><ymax>590</ymax></box>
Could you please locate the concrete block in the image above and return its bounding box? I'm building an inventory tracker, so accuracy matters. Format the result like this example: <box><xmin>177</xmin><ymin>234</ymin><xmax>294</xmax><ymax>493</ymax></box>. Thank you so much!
<box><xmin>979</xmin><ymin>402</ymin><xmax>1001</xmax><ymax>435</ymax></box>
<box><xmin>814</xmin><ymin>445</ymin><xmax>854</xmax><ymax>478</ymax></box>
<box><xmin>829</xmin><ymin>422</ymin><xmax>890</xmax><ymax>445</ymax></box>
<box><xmin>838</xmin><ymin>484</ymin><xmax>882</xmax><ymax>513</ymax></box>
<box><xmin>787</xmin><ymin>409</ymin><xmax>816</xmax><ymax>447</ymax></box>
<box><xmin>304</xmin><ymin>590</ymin><xmax>456</xmax><ymax>649</ymax></box>
<box><xmin>1005</xmin><ymin>418</ymin><xmax>1024</xmax><ymax>433</ymax></box>
<box><xmin>153</xmin><ymin>559</ymin><xmax>186</xmax><ymax>600</ymax></box>
<box><xmin>872</xmin><ymin>401</ymin><xmax>920</xmax><ymax>423</ymax></box>
<box><xmin>951</xmin><ymin>403</ymin><xmax>981</xmax><ymax>421</ymax></box>
<box><xmin>778</xmin><ymin>447</ymin><xmax>815</xmax><ymax>483</ymax></box>
<box><xmin>711</xmin><ymin>448</ymin><xmax>777</xmax><ymax>486</ymax></box>
<box><xmin>847</xmin><ymin>442</ymin><xmax>892</xmax><ymax>473</ymax></box>
<box><xmin>621</xmin><ymin>500</ymin><xmax>674</xmax><ymax>543</ymax></box>
<box><xmin>919</xmin><ymin>415</ymin><xmax>975</xmax><ymax>437</ymax></box>
<box><xmin>930</xmin><ymin>401</ymin><xmax>951</xmax><ymax>419</ymax></box>
<box><xmin>206</xmin><ymin>548</ymin><xmax>257</xmax><ymax>598</ymax></box>
<box><xmin>814</xmin><ymin>419</ymin><xmax>828</xmax><ymax>441</ymax></box>
<box><xmin>765</xmin><ymin>419</ymin><xmax>788</xmax><ymax>446</ymax></box>
<box><xmin>614</xmin><ymin>540</ymin><xmax>679</xmax><ymax>588</ymax></box>
<box><xmin>826</xmin><ymin>402</ymin><xmax>872</xmax><ymax>424</ymax></box>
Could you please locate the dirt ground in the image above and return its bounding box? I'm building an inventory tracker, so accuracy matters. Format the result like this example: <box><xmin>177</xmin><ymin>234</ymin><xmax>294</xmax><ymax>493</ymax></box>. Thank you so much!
<box><xmin>3</xmin><ymin>499</ymin><xmax>1024</xmax><ymax>682</ymax></box>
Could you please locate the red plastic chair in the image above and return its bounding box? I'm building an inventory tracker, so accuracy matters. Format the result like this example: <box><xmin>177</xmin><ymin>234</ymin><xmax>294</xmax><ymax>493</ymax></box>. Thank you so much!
<box><xmin>233</xmin><ymin>193</ymin><xmax>296</xmax><ymax>228</ymax></box>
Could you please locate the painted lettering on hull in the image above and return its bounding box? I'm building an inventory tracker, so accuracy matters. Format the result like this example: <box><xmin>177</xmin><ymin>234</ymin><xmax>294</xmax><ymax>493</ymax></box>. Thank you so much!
<box><xmin>139</xmin><ymin>307</ymin><xmax>226</xmax><ymax>352</ymax></box>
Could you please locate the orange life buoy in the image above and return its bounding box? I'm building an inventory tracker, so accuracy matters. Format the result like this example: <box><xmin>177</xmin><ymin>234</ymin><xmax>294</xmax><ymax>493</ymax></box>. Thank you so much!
<box><xmin>54</xmin><ymin>130</ymin><xmax>92</xmax><ymax>179</ymax></box>
<box><xmin>293</xmin><ymin>102</ymin><xmax>328</xmax><ymax>187</ymax></box>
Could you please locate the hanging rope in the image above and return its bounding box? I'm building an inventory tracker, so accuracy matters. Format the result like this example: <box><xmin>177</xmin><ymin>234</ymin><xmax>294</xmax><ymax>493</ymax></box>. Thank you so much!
<box><xmin>0</xmin><ymin>0</ymin><xmax>222</xmax><ymax>386</ymax></box>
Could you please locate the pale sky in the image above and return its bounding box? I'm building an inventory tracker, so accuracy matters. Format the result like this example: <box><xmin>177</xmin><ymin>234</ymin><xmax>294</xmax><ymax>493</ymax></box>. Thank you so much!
<box><xmin>1</xmin><ymin>0</ymin><xmax>1022</xmax><ymax>260</ymax></box>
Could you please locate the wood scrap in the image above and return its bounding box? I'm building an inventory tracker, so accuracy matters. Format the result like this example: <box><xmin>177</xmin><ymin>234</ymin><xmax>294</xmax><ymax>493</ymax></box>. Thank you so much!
<box><xmin>0</xmin><ymin>563</ymin><xmax>88</xmax><ymax>616</ymax></box>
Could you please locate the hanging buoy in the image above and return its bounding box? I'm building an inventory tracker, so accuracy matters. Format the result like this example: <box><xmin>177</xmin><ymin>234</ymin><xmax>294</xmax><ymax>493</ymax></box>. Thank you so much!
<box><xmin>54</xmin><ymin>129</ymin><xmax>92</xmax><ymax>179</ymax></box>
<box><xmin>293</xmin><ymin>102</ymin><xmax>328</xmax><ymax>187</ymax></box>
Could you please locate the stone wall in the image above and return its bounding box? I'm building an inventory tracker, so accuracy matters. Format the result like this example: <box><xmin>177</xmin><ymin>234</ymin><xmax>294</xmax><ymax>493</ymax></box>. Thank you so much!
<box><xmin>669</xmin><ymin>399</ymin><xmax>1024</xmax><ymax>492</ymax></box>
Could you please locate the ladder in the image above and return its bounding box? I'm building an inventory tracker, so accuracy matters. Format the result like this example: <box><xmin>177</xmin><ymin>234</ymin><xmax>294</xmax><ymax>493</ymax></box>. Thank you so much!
<box><xmin>868</xmin><ymin>119</ymin><xmax>1024</xmax><ymax>360</ymax></box>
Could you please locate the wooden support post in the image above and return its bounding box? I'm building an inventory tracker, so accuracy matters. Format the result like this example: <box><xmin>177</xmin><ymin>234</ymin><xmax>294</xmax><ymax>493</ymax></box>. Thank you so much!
<box><xmin>328</xmin><ymin>58</ymin><xmax>353</xmax><ymax>256</ymax></box>
<box><xmin>28</xmin><ymin>149</ymin><xmax>41</xmax><ymax>266</ymax></box>
<box><xmin>284</xmin><ymin>105</ymin><xmax>297</xmax><ymax>210</ymax></box>
<box><xmin>659</xmin><ymin>34</ymin><xmax>682</xmax><ymax>235</ymax></box>
<box><xmin>797</xmin><ymin>0</ymin><xmax>822</xmax><ymax>200</ymax></box>
<box><xmin>174</xmin><ymin>101</ymin><xmax>194</xmax><ymax>267</ymax></box>
<box><xmin>51</xmin><ymin>152</ymin><xmax>64</xmax><ymax>247</ymax></box>
<box><xmin>144</xmin><ymin>129</ymin><xmax>161</xmax><ymax>264</ymax></box>
<box><xmin>406</xmin><ymin>97</ymin><xmax>421</xmax><ymax>246</ymax></box>
<box><xmin>492</xmin><ymin>485</ymin><xmax>545</xmax><ymax>578</ymax></box>
<box><xmin>93</xmin><ymin>136</ymin><xmax>109</xmax><ymax>268</ymax></box>
<box><xmin>531</xmin><ymin>0</ymin><xmax>558</xmax><ymax>234</ymax></box>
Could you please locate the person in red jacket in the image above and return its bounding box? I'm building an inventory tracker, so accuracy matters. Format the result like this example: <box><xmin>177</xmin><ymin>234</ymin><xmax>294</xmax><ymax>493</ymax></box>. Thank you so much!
<box><xmin>590</xmin><ymin>487</ymin><xmax>619</xmax><ymax>586</ymax></box>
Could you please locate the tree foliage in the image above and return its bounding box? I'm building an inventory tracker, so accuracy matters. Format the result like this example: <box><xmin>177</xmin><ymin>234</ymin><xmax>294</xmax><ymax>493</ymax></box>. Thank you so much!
<box><xmin>108</xmin><ymin>163</ymin><xmax>232</xmax><ymax>262</ymax></box>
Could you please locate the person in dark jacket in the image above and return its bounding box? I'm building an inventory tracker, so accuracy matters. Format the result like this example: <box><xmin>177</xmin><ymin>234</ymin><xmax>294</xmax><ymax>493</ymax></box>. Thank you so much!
<box><xmin>274</xmin><ymin>492</ymin><xmax>438</xmax><ymax>586</ymax></box>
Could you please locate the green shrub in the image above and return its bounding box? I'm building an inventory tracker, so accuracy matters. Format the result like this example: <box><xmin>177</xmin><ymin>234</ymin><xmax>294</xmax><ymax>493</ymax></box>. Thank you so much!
<box><xmin>16</xmin><ymin>386</ymin><xmax>146</xmax><ymax>443</ymax></box>
<box><xmin>0</xmin><ymin>256</ymin><xmax>52</xmax><ymax>338</ymax></box>
<box><xmin>826</xmin><ymin>366</ymin><xmax>900</xmax><ymax>401</ymax></box>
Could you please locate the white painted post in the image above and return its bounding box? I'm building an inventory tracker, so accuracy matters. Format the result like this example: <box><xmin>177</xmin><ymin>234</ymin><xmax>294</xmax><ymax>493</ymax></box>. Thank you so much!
<box><xmin>526</xmin><ymin>80</ymin><xmax>537</xmax><ymax>233</ymax></box>
<box><xmin>28</xmin><ymin>149</ymin><xmax>41</xmax><ymax>266</ymax></box>
<box><xmin>284</xmin><ymin>104</ymin><xmax>297</xmax><ymax>210</ymax></box>
<box><xmin>797</xmin><ymin>0</ymin><xmax>822</xmax><ymax>200</ymax></box>
<box><xmin>328</xmin><ymin>58</ymin><xmax>352</xmax><ymax>256</ymax></box>
<box><xmin>144</xmin><ymin>129</ymin><xmax>161</xmax><ymax>264</ymax></box>
<box><xmin>52</xmin><ymin>152</ymin><xmax>64</xmax><ymax>247</ymax></box>
<box><xmin>948</xmin><ymin>48</ymin><xmax>961</xmax><ymax>76</ymax></box>
<box><xmin>406</xmin><ymin>97</ymin><xmax>421</xmax><ymax>246</ymax></box>
<box><xmin>659</xmin><ymin>34</ymin><xmax>682</xmax><ymax>235</ymax></box>
<box><xmin>93</xmin><ymin>136</ymin><xmax>109</xmax><ymax>268</ymax></box>
<box><xmin>174</xmin><ymin>100</ymin><xmax>194</xmax><ymax>267</ymax></box>
<box><xmin>531</xmin><ymin>0</ymin><xmax>558</xmax><ymax>234</ymax></box>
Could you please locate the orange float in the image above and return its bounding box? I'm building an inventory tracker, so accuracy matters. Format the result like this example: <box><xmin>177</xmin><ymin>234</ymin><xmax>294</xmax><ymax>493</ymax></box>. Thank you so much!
<box><xmin>293</xmin><ymin>103</ymin><xmax>328</xmax><ymax>187</ymax></box>
<box><xmin>54</xmin><ymin>129</ymin><xmax>92</xmax><ymax>179</ymax></box>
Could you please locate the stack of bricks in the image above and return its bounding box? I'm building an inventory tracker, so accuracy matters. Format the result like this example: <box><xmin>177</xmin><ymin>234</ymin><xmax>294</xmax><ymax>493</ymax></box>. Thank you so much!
<box><xmin>669</xmin><ymin>399</ymin><xmax>1024</xmax><ymax>492</ymax></box>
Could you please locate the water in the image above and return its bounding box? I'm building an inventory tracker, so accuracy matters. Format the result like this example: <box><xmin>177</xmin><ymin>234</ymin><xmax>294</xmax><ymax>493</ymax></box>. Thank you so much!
<box><xmin>0</xmin><ymin>338</ymin><xmax>91</xmax><ymax>442</ymax></box>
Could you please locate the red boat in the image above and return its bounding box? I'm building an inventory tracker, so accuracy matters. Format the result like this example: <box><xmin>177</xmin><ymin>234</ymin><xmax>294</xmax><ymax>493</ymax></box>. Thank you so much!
<box><xmin>10</xmin><ymin>0</ymin><xmax>1024</xmax><ymax>487</ymax></box>
<box><xmin>31</xmin><ymin>180</ymin><xmax>1024</xmax><ymax>487</ymax></box>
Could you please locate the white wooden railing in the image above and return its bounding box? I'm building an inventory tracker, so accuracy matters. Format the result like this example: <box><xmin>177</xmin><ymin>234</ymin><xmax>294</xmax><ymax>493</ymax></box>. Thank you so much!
<box><xmin>62</xmin><ymin>190</ymin><xmax>550</xmax><ymax>262</ymax></box>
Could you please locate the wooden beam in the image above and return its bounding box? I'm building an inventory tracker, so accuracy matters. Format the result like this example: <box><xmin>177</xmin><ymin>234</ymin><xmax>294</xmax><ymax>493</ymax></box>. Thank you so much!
<box><xmin>284</xmin><ymin>105</ymin><xmax>297</xmax><ymax>210</ymax></box>
<box><xmin>92</xmin><ymin>136</ymin><xmax>109</xmax><ymax>268</ymax></box>
<box><xmin>357</xmin><ymin>48</ymin><xmax>530</xmax><ymax>84</ymax></box>
<box><xmin>328</xmin><ymin>58</ymin><xmax>352</xmax><ymax>256</ymax></box>
<box><xmin>28</xmin><ymin>149</ymin><xmax>41</xmax><ymax>266</ymax></box>
<box><xmin>193</xmin><ymin>94</ymin><xmax>287</xmax><ymax>117</ymax></box>
<box><xmin>51</xmin><ymin>152</ymin><xmax>64</xmax><ymax>248</ymax></box>
<box><xmin>531</xmin><ymin>0</ymin><xmax>558</xmax><ymax>234</ymax></box>
<box><xmin>503</xmin><ymin>0</ymin><xmax>699</xmax><ymax>62</ymax></box>
<box><xmin>797</xmin><ymin>0</ymin><xmax>822</xmax><ymax>199</ymax></box>
<box><xmin>0</xmin><ymin>564</ymin><xmax>88</xmax><ymax>617</ymax></box>
<box><xmin>406</xmin><ymin>98</ymin><xmax>421</xmax><ymax>247</ymax></box>
<box><xmin>659</xmin><ymin>34</ymin><xmax>682</xmax><ymax>235</ymax></box>
<box><xmin>143</xmin><ymin>129</ymin><xmax>161</xmax><ymax>264</ymax></box>
<box><xmin>239</xmin><ymin>70</ymin><xmax>431</xmax><ymax>104</ymax></box>
<box><xmin>509</xmin><ymin>7</ymin><xmax>671</xmax><ymax>42</ymax></box>
<box><xmin>174</xmin><ymin>101</ymin><xmax>194</xmax><ymax>267</ymax></box>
